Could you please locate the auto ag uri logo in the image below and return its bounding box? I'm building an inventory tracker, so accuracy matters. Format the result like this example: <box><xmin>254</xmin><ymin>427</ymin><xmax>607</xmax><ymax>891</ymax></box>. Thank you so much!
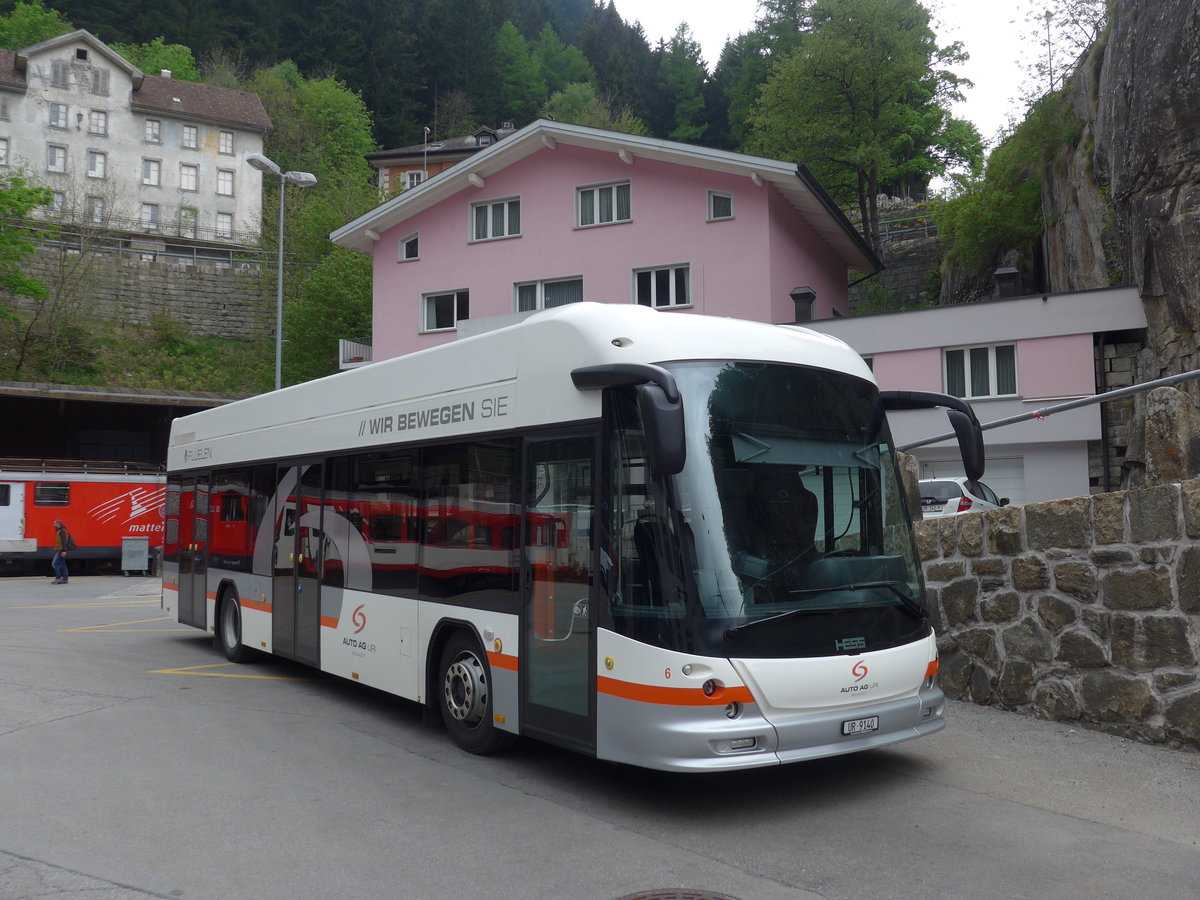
<box><xmin>852</xmin><ymin>660</ymin><xmax>869</xmax><ymax>682</ymax></box>
<box><xmin>352</xmin><ymin>604</ymin><xmax>367</xmax><ymax>634</ymax></box>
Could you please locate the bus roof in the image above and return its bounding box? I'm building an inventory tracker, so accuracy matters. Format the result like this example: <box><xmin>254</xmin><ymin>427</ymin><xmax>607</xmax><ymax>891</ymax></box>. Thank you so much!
<box><xmin>167</xmin><ymin>303</ymin><xmax>871</xmax><ymax>471</ymax></box>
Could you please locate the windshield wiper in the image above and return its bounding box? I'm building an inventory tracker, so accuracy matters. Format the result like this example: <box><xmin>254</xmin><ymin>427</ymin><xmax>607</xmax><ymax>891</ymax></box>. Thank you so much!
<box><xmin>724</xmin><ymin>580</ymin><xmax>925</xmax><ymax>640</ymax></box>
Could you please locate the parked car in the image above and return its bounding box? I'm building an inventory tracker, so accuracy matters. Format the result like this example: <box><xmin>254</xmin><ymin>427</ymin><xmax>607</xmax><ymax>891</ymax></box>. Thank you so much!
<box><xmin>918</xmin><ymin>477</ymin><xmax>1009</xmax><ymax>517</ymax></box>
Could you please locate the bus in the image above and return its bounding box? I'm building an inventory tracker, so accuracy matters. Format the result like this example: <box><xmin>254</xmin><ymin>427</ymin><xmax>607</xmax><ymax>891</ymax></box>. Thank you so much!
<box><xmin>162</xmin><ymin>302</ymin><xmax>984</xmax><ymax>771</ymax></box>
<box><xmin>0</xmin><ymin>461</ymin><xmax>165</xmax><ymax>572</ymax></box>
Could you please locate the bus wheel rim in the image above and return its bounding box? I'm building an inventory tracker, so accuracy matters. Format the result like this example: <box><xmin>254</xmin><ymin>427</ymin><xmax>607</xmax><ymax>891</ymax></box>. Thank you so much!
<box><xmin>444</xmin><ymin>652</ymin><xmax>487</xmax><ymax>728</ymax></box>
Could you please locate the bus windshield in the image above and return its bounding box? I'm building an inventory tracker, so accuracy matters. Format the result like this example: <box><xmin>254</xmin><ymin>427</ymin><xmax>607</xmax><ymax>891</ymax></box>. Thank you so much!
<box><xmin>606</xmin><ymin>361</ymin><xmax>929</xmax><ymax>660</ymax></box>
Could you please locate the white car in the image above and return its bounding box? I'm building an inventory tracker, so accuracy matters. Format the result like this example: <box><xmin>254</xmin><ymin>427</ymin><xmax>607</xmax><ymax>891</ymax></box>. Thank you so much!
<box><xmin>918</xmin><ymin>476</ymin><xmax>1009</xmax><ymax>517</ymax></box>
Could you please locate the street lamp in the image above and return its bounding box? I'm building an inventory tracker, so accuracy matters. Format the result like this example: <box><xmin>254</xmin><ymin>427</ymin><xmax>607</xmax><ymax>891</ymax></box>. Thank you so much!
<box><xmin>247</xmin><ymin>152</ymin><xmax>317</xmax><ymax>390</ymax></box>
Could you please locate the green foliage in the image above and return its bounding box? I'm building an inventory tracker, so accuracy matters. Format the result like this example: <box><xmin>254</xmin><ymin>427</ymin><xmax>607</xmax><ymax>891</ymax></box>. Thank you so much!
<box><xmin>0</xmin><ymin>174</ymin><xmax>53</xmax><ymax>318</ymax></box>
<box><xmin>494</xmin><ymin>20</ymin><xmax>546</xmax><ymax>124</ymax></box>
<box><xmin>532</xmin><ymin>23</ymin><xmax>596</xmax><ymax>94</ymax></box>
<box><xmin>934</xmin><ymin>92</ymin><xmax>1080</xmax><ymax>283</ymax></box>
<box><xmin>747</xmin><ymin>0</ymin><xmax>982</xmax><ymax>248</ymax></box>
<box><xmin>283</xmin><ymin>248</ymin><xmax>372</xmax><ymax>385</ymax></box>
<box><xmin>541</xmin><ymin>82</ymin><xmax>649</xmax><ymax>135</ymax></box>
<box><xmin>110</xmin><ymin>36</ymin><xmax>201</xmax><ymax>80</ymax></box>
<box><xmin>0</xmin><ymin>0</ymin><xmax>72</xmax><ymax>48</ymax></box>
<box><xmin>655</xmin><ymin>25</ymin><xmax>707</xmax><ymax>143</ymax></box>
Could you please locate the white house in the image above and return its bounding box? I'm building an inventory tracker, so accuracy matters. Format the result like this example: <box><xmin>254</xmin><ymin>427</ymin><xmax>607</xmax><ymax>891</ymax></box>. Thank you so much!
<box><xmin>0</xmin><ymin>30</ymin><xmax>272</xmax><ymax>245</ymax></box>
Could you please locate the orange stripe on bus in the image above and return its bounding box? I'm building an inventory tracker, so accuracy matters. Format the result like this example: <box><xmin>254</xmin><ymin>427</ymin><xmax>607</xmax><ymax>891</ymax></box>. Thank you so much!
<box><xmin>163</xmin><ymin>582</ymin><xmax>178</xmax><ymax>592</ymax></box>
<box><xmin>240</xmin><ymin>598</ymin><xmax>271</xmax><ymax>613</ymax></box>
<box><xmin>597</xmin><ymin>675</ymin><xmax>754</xmax><ymax>707</ymax></box>
<box><xmin>320</xmin><ymin>616</ymin><xmax>340</xmax><ymax>629</ymax></box>
<box><xmin>488</xmin><ymin>652</ymin><xmax>519</xmax><ymax>672</ymax></box>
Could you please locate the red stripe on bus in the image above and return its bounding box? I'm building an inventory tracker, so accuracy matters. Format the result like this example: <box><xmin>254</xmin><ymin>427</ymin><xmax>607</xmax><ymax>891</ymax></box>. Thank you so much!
<box><xmin>488</xmin><ymin>652</ymin><xmax>519</xmax><ymax>672</ymax></box>
<box><xmin>597</xmin><ymin>675</ymin><xmax>754</xmax><ymax>706</ymax></box>
<box><xmin>320</xmin><ymin>616</ymin><xmax>340</xmax><ymax>629</ymax></box>
<box><xmin>163</xmin><ymin>582</ymin><xmax>178</xmax><ymax>592</ymax></box>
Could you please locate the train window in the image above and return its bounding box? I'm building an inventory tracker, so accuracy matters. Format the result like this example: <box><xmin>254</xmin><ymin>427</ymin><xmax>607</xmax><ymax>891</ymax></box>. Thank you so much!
<box><xmin>35</xmin><ymin>483</ymin><xmax>69</xmax><ymax>506</ymax></box>
<box><xmin>0</xmin><ymin>485</ymin><xmax>9</xmax><ymax>505</ymax></box>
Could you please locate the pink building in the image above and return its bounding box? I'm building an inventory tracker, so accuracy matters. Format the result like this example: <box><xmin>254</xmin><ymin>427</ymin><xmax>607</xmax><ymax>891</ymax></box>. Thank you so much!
<box><xmin>331</xmin><ymin>119</ymin><xmax>880</xmax><ymax>361</ymax></box>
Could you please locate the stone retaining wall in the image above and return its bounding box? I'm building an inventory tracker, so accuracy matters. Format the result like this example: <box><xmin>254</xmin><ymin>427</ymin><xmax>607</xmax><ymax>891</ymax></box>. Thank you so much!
<box><xmin>917</xmin><ymin>479</ymin><xmax>1200</xmax><ymax>749</ymax></box>
<box><xmin>14</xmin><ymin>243</ymin><xmax>270</xmax><ymax>340</ymax></box>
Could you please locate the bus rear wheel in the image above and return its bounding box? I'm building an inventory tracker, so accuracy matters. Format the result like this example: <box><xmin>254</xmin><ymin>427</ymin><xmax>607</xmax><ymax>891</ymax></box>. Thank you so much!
<box><xmin>218</xmin><ymin>592</ymin><xmax>251</xmax><ymax>663</ymax></box>
<box><xmin>438</xmin><ymin>632</ymin><xmax>515</xmax><ymax>755</ymax></box>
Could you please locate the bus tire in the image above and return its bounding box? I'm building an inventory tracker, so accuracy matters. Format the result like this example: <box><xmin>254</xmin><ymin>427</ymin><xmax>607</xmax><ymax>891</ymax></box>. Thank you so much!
<box><xmin>218</xmin><ymin>592</ymin><xmax>251</xmax><ymax>663</ymax></box>
<box><xmin>438</xmin><ymin>631</ymin><xmax>515</xmax><ymax>755</ymax></box>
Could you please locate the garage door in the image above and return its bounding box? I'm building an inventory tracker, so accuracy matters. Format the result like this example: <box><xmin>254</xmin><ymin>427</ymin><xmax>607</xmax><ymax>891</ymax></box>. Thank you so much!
<box><xmin>921</xmin><ymin>457</ymin><xmax>1025</xmax><ymax>507</ymax></box>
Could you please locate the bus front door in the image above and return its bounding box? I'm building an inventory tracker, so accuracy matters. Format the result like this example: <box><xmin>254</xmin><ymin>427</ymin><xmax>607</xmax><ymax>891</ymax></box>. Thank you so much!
<box><xmin>521</xmin><ymin>435</ymin><xmax>596</xmax><ymax>753</ymax></box>
<box><xmin>272</xmin><ymin>463</ymin><xmax>323</xmax><ymax>666</ymax></box>
<box><xmin>178</xmin><ymin>477</ymin><xmax>209</xmax><ymax>630</ymax></box>
<box><xmin>0</xmin><ymin>481</ymin><xmax>27</xmax><ymax>550</ymax></box>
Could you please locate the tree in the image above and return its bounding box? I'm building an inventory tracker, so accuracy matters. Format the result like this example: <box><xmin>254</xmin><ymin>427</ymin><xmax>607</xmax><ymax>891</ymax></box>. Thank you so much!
<box><xmin>1019</xmin><ymin>0</ymin><xmax>1109</xmax><ymax>97</ymax></box>
<box><xmin>654</xmin><ymin>24</ymin><xmax>708</xmax><ymax>143</ymax></box>
<box><xmin>0</xmin><ymin>0</ymin><xmax>72</xmax><ymax>48</ymax></box>
<box><xmin>532</xmin><ymin>22</ymin><xmax>595</xmax><ymax>95</ymax></box>
<box><xmin>541</xmin><ymin>82</ymin><xmax>649</xmax><ymax>135</ymax></box>
<box><xmin>0</xmin><ymin>174</ymin><xmax>52</xmax><ymax>319</ymax></box>
<box><xmin>494</xmin><ymin>20</ymin><xmax>546</xmax><ymax>125</ymax></box>
<box><xmin>748</xmin><ymin>0</ymin><xmax>981</xmax><ymax>252</ymax></box>
<box><xmin>283</xmin><ymin>248</ymin><xmax>372</xmax><ymax>385</ymax></box>
<box><xmin>110</xmin><ymin>37</ymin><xmax>201</xmax><ymax>81</ymax></box>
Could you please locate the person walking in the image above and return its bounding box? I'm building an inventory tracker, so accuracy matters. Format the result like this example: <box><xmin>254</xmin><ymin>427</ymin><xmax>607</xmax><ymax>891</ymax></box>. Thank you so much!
<box><xmin>51</xmin><ymin>519</ymin><xmax>71</xmax><ymax>584</ymax></box>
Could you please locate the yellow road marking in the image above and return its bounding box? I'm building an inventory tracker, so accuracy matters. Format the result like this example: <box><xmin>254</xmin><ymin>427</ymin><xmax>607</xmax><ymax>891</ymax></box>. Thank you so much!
<box><xmin>149</xmin><ymin>662</ymin><xmax>308</xmax><ymax>681</ymax></box>
<box><xmin>62</xmin><ymin>616</ymin><xmax>182</xmax><ymax>633</ymax></box>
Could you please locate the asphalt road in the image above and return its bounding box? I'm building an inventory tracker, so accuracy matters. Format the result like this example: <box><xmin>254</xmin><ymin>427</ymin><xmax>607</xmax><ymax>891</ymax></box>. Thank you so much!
<box><xmin>2</xmin><ymin>574</ymin><xmax>1198</xmax><ymax>900</ymax></box>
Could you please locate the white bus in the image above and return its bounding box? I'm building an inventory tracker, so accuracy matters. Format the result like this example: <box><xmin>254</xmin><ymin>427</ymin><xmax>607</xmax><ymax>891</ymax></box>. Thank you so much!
<box><xmin>162</xmin><ymin>302</ymin><xmax>984</xmax><ymax>771</ymax></box>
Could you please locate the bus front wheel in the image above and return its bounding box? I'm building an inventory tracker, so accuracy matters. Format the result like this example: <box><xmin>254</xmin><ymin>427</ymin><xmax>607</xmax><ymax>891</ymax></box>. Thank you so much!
<box><xmin>218</xmin><ymin>592</ymin><xmax>251</xmax><ymax>663</ymax></box>
<box><xmin>438</xmin><ymin>632</ymin><xmax>515</xmax><ymax>755</ymax></box>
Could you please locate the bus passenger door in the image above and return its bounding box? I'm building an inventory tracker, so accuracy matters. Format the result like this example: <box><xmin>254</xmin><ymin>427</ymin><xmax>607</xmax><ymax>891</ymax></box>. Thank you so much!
<box><xmin>178</xmin><ymin>477</ymin><xmax>209</xmax><ymax>630</ymax></box>
<box><xmin>521</xmin><ymin>435</ymin><xmax>596</xmax><ymax>753</ymax></box>
<box><xmin>272</xmin><ymin>463</ymin><xmax>323</xmax><ymax>666</ymax></box>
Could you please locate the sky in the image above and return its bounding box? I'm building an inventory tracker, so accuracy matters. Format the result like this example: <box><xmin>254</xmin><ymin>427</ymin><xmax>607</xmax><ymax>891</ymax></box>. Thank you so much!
<box><xmin>612</xmin><ymin>0</ymin><xmax>1032</xmax><ymax>148</ymax></box>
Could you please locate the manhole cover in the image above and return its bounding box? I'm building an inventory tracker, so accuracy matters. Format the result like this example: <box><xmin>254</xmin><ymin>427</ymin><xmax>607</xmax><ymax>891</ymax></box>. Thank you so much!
<box><xmin>615</xmin><ymin>892</ymin><xmax>743</xmax><ymax>900</ymax></box>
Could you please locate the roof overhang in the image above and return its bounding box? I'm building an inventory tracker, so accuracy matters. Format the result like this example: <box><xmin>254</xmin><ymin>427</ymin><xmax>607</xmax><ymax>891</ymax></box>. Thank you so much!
<box><xmin>0</xmin><ymin>381</ymin><xmax>244</xmax><ymax>407</ymax></box>
<box><xmin>331</xmin><ymin>119</ymin><xmax>881</xmax><ymax>273</ymax></box>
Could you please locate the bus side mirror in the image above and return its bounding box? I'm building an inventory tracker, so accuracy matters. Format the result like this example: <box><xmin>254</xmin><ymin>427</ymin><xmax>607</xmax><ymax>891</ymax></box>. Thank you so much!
<box><xmin>572</xmin><ymin>363</ymin><xmax>687</xmax><ymax>476</ymax></box>
<box><xmin>637</xmin><ymin>382</ymin><xmax>686</xmax><ymax>476</ymax></box>
<box><xmin>880</xmin><ymin>390</ymin><xmax>986</xmax><ymax>481</ymax></box>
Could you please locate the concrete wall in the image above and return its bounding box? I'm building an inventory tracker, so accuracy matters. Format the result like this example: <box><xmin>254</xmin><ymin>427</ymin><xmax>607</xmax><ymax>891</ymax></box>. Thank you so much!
<box><xmin>917</xmin><ymin>480</ymin><xmax>1200</xmax><ymax>750</ymax></box>
<box><xmin>14</xmin><ymin>242</ymin><xmax>270</xmax><ymax>340</ymax></box>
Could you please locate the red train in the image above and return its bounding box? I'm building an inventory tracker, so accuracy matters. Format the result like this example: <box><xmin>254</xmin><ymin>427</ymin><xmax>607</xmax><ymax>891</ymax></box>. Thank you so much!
<box><xmin>0</xmin><ymin>461</ymin><xmax>165</xmax><ymax>573</ymax></box>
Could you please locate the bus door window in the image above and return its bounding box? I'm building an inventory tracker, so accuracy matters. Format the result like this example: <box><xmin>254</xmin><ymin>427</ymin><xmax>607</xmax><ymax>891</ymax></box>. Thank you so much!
<box><xmin>523</xmin><ymin>434</ymin><xmax>595</xmax><ymax>743</ymax></box>
<box><xmin>294</xmin><ymin>463</ymin><xmax>324</xmax><ymax>665</ymax></box>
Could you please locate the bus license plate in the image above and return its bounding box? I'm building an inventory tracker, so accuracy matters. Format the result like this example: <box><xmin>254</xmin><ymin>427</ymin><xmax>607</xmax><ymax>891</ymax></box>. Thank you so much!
<box><xmin>842</xmin><ymin>716</ymin><xmax>879</xmax><ymax>736</ymax></box>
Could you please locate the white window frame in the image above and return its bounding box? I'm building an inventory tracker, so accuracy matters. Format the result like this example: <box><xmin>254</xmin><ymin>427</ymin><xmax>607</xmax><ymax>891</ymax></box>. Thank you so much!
<box><xmin>142</xmin><ymin>158</ymin><xmax>161</xmax><ymax>187</ymax></box>
<box><xmin>219</xmin><ymin>130</ymin><xmax>235</xmax><ymax>154</ymax></box>
<box><xmin>180</xmin><ymin>163</ymin><xmax>198</xmax><ymax>192</ymax></box>
<box><xmin>49</xmin><ymin>102</ymin><xmax>68</xmax><ymax>129</ymax></box>
<box><xmin>140</xmin><ymin>202</ymin><xmax>160</xmax><ymax>230</ymax></box>
<box><xmin>181</xmin><ymin>124</ymin><xmax>198</xmax><ymax>149</ymax></box>
<box><xmin>708</xmin><ymin>190</ymin><xmax>733</xmax><ymax>221</ymax></box>
<box><xmin>216</xmin><ymin>169</ymin><xmax>234</xmax><ymax>196</ymax></box>
<box><xmin>470</xmin><ymin>197</ymin><xmax>520</xmax><ymax>242</ymax></box>
<box><xmin>423</xmin><ymin>289</ymin><xmax>470</xmax><ymax>332</ymax></box>
<box><xmin>145</xmin><ymin>119</ymin><xmax>161</xmax><ymax>143</ymax></box>
<box><xmin>399</xmin><ymin>232</ymin><xmax>419</xmax><ymax>262</ymax></box>
<box><xmin>87</xmin><ymin>150</ymin><xmax>106</xmax><ymax>179</ymax></box>
<box><xmin>944</xmin><ymin>343</ymin><xmax>1018</xmax><ymax>399</ymax></box>
<box><xmin>89</xmin><ymin>68</ymin><xmax>109</xmax><ymax>97</ymax></box>
<box><xmin>215</xmin><ymin>212</ymin><xmax>234</xmax><ymax>239</ymax></box>
<box><xmin>0</xmin><ymin>137</ymin><xmax>8</xmax><ymax>167</ymax></box>
<box><xmin>405</xmin><ymin>170</ymin><xmax>426</xmax><ymax>189</ymax></box>
<box><xmin>50</xmin><ymin>190</ymin><xmax>65</xmax><ymax>213</ymax></box>
<box><xmin>88</xmin><ymin>109</ymin><xmax>107</xmax><ymax>135</ymax></box>
<box><xmin>634</xmin><ymin>264</ymin><xmax>691</xmax><ymax>309</ymax></box>
<box><xmin>47</xmin><ymin>144</ymin><xmax>67</xmax><ymax>173</ymax></box>
<box><xmin>86</xmin><ymin>196</ymin><xmax>105</xmax><ymax>224</ymax></box>
<box><xmin>515</xmin><ymin>277</ymin><xmax>584</xmax><ymax>312</ymax></box>
<box><xmin>577</xmin><ymin>180</ymin><xmax>631</xmax><ymax>228</ymax></box>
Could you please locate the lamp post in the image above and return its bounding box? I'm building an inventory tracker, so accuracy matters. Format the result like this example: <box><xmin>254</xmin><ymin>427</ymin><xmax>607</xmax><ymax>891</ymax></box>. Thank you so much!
<box><xmin>247</xmin><ymin>152</ymin><xmax>317</xmax><ymax>391</ymax></box>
